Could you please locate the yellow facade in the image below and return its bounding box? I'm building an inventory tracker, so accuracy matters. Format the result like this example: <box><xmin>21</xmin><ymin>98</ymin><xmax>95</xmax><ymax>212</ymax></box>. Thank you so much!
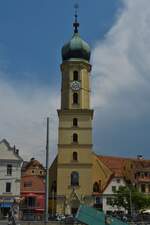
<box><xmin>48</xmin><ymin>15</ymin><xmax>112</xmax><ymax>215</ymax></box>
<box><xmin>56</xmin><ymin>59</ymin><xmax>93</xmax><ymax>214</ymax></box>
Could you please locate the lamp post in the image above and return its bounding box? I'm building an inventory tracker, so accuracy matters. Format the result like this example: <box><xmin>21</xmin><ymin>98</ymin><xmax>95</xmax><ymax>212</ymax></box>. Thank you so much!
<box><xmin>45</xmin><ymin>117</ymin><xmax>49</xmax><ymax>224</ymax></box>
<box><xmin>129</xmin><ymin>189</ymin><xmax>133</xmax><ymax>217</ymax></box>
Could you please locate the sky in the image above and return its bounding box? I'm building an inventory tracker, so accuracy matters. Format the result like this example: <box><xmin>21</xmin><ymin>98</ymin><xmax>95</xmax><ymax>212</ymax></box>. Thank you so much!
<box><xmin>0</xmin><ymin>0</ymin><xmax>150</xmax><ymax>164</ymax></box>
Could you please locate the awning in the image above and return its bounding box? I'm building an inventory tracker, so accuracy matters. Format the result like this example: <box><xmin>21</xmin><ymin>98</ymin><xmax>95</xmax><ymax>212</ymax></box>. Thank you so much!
<box><xmin>35</xmin><ymin>208</ymin><xmax>44</xmax><ymax>212</ymax></box>
<box><xmin>0</xmin><ymin>203</ymin><xmax>12</xmax><ymax>208</ymax></box>
<box><xmin>25</xmin><ymin>193</ymin><xmax>37</xmax><ymax>197</ymax></box>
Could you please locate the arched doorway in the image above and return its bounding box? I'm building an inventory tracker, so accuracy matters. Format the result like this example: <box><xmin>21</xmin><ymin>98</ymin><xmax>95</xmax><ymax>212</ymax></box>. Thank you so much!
<box><xmin>68</xmin><ymin>189</ymin><xmax>80</xmax><ymax>216</ymax></box>
<box><xmin>70</xmin><ymin>198</ymin><xmax>80</xmax><ymax>216</ymax></box>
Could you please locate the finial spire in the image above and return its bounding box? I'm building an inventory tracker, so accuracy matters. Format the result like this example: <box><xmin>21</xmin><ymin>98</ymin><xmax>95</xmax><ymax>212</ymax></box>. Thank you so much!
<box><xmin>73</xmin><ymin>3</ymin><xmax>79</xmax><ymax>33</ymax></box>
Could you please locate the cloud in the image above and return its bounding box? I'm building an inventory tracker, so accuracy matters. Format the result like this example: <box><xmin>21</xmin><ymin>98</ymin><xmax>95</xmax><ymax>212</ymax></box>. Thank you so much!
<box><xmin>0</xmin><ymin>74</ymin><xmax>59</xmax><ymax>164</ymax></box>
<box><xmin>92</xmin><ymin>0</ymin><xmax>150</xmax><ymax>157</ymax></box>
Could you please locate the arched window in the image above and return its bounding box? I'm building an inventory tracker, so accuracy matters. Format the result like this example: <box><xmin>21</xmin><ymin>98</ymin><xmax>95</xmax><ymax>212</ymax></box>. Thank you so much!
<box><xmin>73</xmin><ymin>93</ymin><xmax>78</xmax><ymax>104</ymax></box>
<box><xmin>93</xmin><ymin>182</ymin><xmax>100</xmax><ymax>192</ymax></box>
<box><xmin>73</xmin><ymin>71</ymin><xmax>78</xmax><ymax>81</ymax></box>
<box><xmin>73</xmin><ymin>133</ymin><xmax>78</xmax><ymax>143</ymax></box>
<box><xmin>73</xmin><ymin>118</ymin><xmax>78</xmax><ymax>127</ymax></box>
<box><xmin>71</xmin><ymin>171</ymin><xmax>79</xmax><ymax>186</ymax></box>
<box><xmin>73</xmin><ymin>152</ymin><xmax>78</xmax><ymax>161</ymax></box>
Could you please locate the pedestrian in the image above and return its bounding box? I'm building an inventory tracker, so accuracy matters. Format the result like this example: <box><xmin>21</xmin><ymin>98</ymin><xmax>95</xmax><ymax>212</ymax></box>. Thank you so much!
<box><xmin>105</xmin><ymin>215</ymin><xmax>112</xmax><ymax>225</ymax></box>
<box><xmin>8</xmin><ymin>207</ymin><xmax>16</xmax><ymax>225</ymax></box>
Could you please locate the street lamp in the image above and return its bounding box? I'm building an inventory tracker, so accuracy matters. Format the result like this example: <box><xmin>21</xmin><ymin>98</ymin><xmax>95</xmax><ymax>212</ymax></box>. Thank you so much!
<box><xmin>127</xmin><ymin>187</ymin><xmax>133</xmax><ymax>218</ymax></box>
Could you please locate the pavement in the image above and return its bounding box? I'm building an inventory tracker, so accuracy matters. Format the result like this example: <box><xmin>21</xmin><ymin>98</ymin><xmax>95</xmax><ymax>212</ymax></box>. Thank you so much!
<box><xmin>0</xmin><ymin>221</ymin><xmax>61</xmax><ymax>225</ymax></box>
<box><xmin>1</xmin><ymin>220</ymin><xmax>150</xmax><ymax>225</ymax></box>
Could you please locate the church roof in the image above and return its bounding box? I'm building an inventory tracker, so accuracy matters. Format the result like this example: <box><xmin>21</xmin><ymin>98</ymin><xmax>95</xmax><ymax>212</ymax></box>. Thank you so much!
<box><xmin>23</xmin><ymin>158</ymin><xmax>45</xmax><ymax>170</ymax></box>
<box><xmin>98</xmin><ymin>155</ymin><xmax>130</xmax><ymax>177</ymax></box>
<box><xmin>62</xmin><ymin>33</ymin><xmax>91</xmax><ymax>62</ymax></box>
<box><xmin>61</xmin><ymin>6</ymin><xmax>91</xmax><ymax>62</ymax></box>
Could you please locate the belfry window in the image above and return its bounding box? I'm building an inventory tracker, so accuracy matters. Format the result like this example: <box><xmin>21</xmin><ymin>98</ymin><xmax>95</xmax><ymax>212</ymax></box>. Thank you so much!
<box><xmin>73</xmin><ymin>118</ymin><xmax>78</xmax><ymax>127</ymax></box>
<box><xmin>73</xmin><ymin>93</ymin><xmax>78</xmax><ymax>104</ymax></box>
<box><xmin>71</xmin><ymin>171</ymin><xmax>79</xmax><ymax>186</ymax></box>
<box><xmin>73</xmin><ymin>71</ymin><xmax>78</xmax><ymax>81</ymax></box>
<box><xmin>73</xmin><ymin>133</ymin><xmax>78</xmax><ymax>143</ymax></box>
<box><xmin>73</xmin><ymin>152</ymin><xmax>78</xmax><ymax>161</ymax></box>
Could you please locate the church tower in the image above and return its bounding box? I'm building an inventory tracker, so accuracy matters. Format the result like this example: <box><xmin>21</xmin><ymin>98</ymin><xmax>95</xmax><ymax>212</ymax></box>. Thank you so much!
<box><xmin>56</xmin><ymin>8</ymin><xmax>94</xmax><ymax>214</ymax></box>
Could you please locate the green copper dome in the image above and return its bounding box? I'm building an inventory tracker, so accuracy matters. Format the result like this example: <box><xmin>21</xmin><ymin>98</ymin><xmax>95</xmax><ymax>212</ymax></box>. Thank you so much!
<box><xmin>62</xmin><ymin>33</ymin><xmax>91</xmax><ymax>62</ymax></box>
<box><xmin>61</xmin><ymin>10</ymin><xmax>91</xmax><ymax>62</ymax></box>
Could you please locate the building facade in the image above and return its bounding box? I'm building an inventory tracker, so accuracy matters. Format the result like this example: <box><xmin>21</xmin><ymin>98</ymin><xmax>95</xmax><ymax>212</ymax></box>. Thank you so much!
<box><xmin>20</xmin><ymin>158</ymin><xmax>45</xmax><ymax>220</ymax></box>
<box><xmin>102</xmin><ymin>177</ymin><xmax>126</xmax><ymax>214</ymax></box>
<box><xmin>124</xmin><ymin>157</ymin><xmax>150</xmax><ymax>194</ymax></box>
<box><xmin>98</xmin><ymin>156</ymin><xmax>127</xmax><ymax>213</ymax></box>
<box><xmin>57</xmin><ymin>13</ymin><xmax>94</xmax><ymax>214</ymax></box>
<box><xmin>49</xmin><ymin>12</ymin><xmax>94</xmax><ymax>215</ymax></box>
<box><xmin>0</xmin><ymin>139</ymin><xmax>22</xmax><ymax>218</ymax></box>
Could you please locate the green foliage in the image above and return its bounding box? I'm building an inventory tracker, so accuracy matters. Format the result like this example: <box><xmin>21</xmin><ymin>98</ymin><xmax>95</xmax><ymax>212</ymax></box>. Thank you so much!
<box><xmin>110</xmin><ymin>186</ymin><xmax>150</xmax><ymax>212</ymax></box>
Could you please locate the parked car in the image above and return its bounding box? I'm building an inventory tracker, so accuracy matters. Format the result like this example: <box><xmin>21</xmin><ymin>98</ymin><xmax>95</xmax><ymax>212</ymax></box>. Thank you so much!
<box><xmin>56</xmin><ymin>214</ymin><xmax>66</xmax><ymax>221</ymax></box>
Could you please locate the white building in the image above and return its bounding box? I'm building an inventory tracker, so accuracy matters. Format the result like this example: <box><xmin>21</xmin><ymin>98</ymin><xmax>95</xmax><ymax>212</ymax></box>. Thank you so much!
<box><xmin>0</xmin><ymin>139</ymin><xmax>22</xmax><ymax>218</ymax></box>
<box><xmin>102</xmin><ymin>176</ymin><xmax>126</xmax><ymax>214</ymax></box>
<box><xmin>98</xmin><ymin>155</ymin><xmax>128</xmax><ymax>214</ymax></box>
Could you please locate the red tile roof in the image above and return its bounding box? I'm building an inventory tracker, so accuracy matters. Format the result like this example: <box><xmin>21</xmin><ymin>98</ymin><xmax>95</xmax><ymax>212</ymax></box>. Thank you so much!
<box><xmin>133</xmin><ymin>159</ymin><xmax>150</xmax><ymax>170</ymax></box>
<box><xmin>98</xmin><ymin>155</ymin><xmax>130</xmax><ymax>177</ymax></box>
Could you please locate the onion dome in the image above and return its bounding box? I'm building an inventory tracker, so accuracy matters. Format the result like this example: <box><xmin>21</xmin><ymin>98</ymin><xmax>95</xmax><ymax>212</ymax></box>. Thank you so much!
<box><xmin>61</xmin><ymin>6</ymin><xmax>91</xmax><ymax>62</ymax></box>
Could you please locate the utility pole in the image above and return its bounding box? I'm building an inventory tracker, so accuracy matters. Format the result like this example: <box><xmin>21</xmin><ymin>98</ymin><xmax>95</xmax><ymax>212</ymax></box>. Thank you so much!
<box><xmin>45</xmin><ymin>117</ymin><xmax>49</xmax><ymax>224</ymax></box>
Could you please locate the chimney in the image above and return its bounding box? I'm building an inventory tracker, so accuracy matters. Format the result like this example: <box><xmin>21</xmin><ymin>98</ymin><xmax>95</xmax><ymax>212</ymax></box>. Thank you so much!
<box><xmin>16</xmin><ymin>149</ymin><xmax>19</xmax><ymax>155</ymax></box>
<box><xmin>13</xmin><ymin>145</ymin><xmax>19</xmax><ymax>155</ymax></box>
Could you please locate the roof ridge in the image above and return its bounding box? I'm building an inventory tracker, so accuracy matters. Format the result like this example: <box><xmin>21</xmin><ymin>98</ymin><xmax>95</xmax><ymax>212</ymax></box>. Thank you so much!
<box><xmin>98</xmin><ymin>154</ymin><xmax>135</xmax><ymax>160</ymax></box>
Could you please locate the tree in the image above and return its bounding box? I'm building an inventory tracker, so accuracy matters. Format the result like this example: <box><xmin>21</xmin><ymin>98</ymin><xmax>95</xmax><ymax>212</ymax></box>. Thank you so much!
<box><xmin>111</xmin><ymin>186</ymin><xmax>150</xmax><ymax>213</ymax></box>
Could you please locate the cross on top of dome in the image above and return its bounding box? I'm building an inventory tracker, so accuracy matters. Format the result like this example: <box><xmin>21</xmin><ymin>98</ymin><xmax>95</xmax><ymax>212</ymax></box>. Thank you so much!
<box><xmin>73</xmin><ymin>4</ymin><xmax>79</xmax><ymax>33</ymax></box>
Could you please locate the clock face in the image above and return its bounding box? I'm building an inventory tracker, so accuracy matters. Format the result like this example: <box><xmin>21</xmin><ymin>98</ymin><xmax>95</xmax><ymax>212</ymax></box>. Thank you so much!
<box><xmin>70</xmin><ymin>81</ymin><xmax>80</xmax><ymax>91</ymax></box>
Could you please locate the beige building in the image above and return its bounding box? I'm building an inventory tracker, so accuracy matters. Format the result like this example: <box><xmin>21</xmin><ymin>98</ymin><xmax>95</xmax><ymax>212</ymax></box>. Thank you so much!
<box><xmin>49</xmin><ymin>12</ymin><xmax>95</xmax><ymax>215</ymax></box>
<box><xmin>48</xmin><ymin>11</ymin><xmax>114</xmax><ymax>214</ymax></box>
